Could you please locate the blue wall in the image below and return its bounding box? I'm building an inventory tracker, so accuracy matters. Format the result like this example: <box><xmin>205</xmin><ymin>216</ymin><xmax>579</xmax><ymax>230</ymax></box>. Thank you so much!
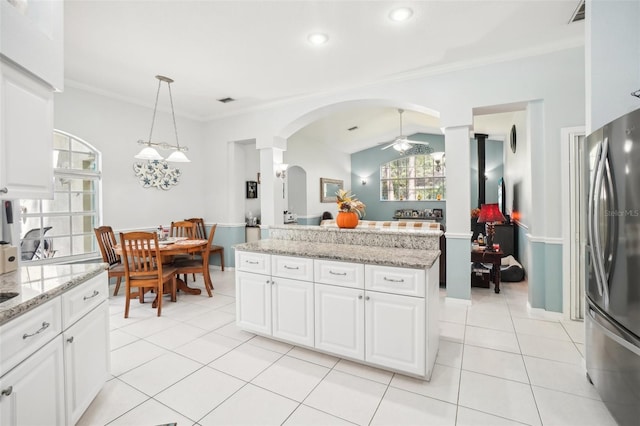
<box><xmin>350</xmin><ymin>133</ymin><xmax>447</xmax><ymax>221</ymax></box>
<box><xmin>207</xmin><ymin>224</ymin><xmax>245</xmax><ymax>269</ymax></box>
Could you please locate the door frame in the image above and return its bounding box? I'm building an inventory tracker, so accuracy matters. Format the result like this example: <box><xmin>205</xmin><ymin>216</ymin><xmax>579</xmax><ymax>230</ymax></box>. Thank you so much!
<box><xmin>561</xmin><ymin>126</ymin><xmax>586</xmax><ymax>320</ymax></box>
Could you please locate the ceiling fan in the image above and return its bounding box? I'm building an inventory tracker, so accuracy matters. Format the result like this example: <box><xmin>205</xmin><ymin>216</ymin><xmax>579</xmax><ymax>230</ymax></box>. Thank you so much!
<box><xmin>380</xmin><ymin>109</ymin><xmax>430</xmax><ymax>153</ymax></box>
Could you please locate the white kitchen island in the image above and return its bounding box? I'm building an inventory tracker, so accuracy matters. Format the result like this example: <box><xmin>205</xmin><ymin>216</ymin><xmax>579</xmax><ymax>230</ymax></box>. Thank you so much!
<box><xmin>234</xmin><ymin>225</ymin><xmax>441</xmax><ymax>380</ymax></box>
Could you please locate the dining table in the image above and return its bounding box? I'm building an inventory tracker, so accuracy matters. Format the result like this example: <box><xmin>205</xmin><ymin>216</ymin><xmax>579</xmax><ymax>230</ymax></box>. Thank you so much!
<box><xmin>114</xmin><ymin>236</ymin><xmax>209</xmax><ymax>296</ymax></box>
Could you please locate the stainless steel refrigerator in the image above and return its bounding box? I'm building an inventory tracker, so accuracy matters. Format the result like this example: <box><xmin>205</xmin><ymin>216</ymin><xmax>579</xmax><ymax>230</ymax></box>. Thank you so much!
<box><xmin>586</xmin><ymin>107</ymin><xmax>640</xmax><ymax>426</ymax></box>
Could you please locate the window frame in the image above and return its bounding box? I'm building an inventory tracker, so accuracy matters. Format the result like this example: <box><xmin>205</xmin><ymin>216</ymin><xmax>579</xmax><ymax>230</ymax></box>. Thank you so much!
<box><xmin>19</xmin><ymin>130</ymin><xmax>102</xmax><ymax>264</ymax></box>
<box><xmin>380</xmin><ymin>153</ymin><xmax>446</xmax><ymax>201</ymax></box>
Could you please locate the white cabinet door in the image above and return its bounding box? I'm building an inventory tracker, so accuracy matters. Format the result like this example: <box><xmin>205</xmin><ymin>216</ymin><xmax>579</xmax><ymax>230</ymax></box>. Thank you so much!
<box><xmin>0</xmin><ymin>62</ymin><xmax>53</xmax><ymax>199</ymax></box>
<box><xmin>315</xmin><ymin>283</ymin><xmax>364</xmax><ymax>360</ymax></box>
<box><xmin>0</xmin><ymin>336</ymin><xmax>66</xmax><ymax>426</ymax></box>
<box><xmin>272</xmin><ymin>277</ymin><xmax>314</xmax><ymax>347</ymax></box>
<box><xmin>236</xmin><ymin>271</ymin><xmax>271</xmax><ymax>335</ymax></box>
<box><xmin>365</xmin><ymin>292</ymin><xmax>425</xmax><ymax>376</ymax></box>
<box><xmin>63</xmin><ymin>301</ymin><xmax>110</xmax><ymax>425</ymax></box>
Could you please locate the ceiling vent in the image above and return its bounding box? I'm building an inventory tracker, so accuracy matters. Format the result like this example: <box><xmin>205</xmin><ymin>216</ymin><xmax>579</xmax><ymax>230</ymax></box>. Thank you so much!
<box><xmin>569</xmin><ymin>0</ymin><xmax>585</xmax><ymax>23</ymax></box>
<box><xmin>217</xmin><ymin>97</ymin><xmax>235</xmax><ymax>103</ymax></box>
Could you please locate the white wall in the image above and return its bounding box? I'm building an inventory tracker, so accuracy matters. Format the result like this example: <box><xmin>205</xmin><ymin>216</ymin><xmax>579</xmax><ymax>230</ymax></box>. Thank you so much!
<box><xmin>204</xmin><ymin>47</ymin><xmax>585</xmax><ymax>242</ymax></box>
<box><xmin>54</xmin><ymin>87</ymin><xmax>207</xmax><ymax>230</ymax></box>
<box><xmin>587</xmin><ymin>0</ymin><xmax>640</xmax><ymax>132</ymax></box>
<box><xmin>285</xmin><ymin>135</ymin><xmax>351</xmax><ymax>218</ymax></box>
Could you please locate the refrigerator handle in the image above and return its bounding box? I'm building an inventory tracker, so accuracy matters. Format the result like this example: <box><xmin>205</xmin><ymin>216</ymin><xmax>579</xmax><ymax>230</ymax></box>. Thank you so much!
<box><xmin>603</xmin><ymin>153</ymin><xmax>618</xmax><ymax>300</ymax></box>
<box><xmin>587</xmin><ymin>140</ymin><xmax>605</xmax><ymax>298</ymax></box>
<box><xmin>588</xmin><ymin>305</ymin><xmax>640</xmax><ymax>357</ymax></box>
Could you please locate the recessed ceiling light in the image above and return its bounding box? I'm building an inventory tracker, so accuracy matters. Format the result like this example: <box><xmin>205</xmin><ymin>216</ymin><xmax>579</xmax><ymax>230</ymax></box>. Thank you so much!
<box><xmin>307</xmin><ymin>33</ymin><xmax>329</xmax><ymax>46</ymax></box>
<box><xmin>389</xmin><ymin>7</ymin><xmax>413</xmax><ymax>22</ymax></box>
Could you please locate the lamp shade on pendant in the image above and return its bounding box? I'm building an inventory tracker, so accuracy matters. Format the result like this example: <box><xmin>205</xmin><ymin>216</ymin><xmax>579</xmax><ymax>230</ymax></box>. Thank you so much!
<box><xmin>477</xmin><ymin>203</ymin><xmax>506</xmax><ymax>223</ymax></box>
<box><xmin>165</xmin><ymin>150</ymin><xmax>191</xmax><ymax>163</ymax></box>
<box><xmin>135</xmin><ymin>146</ymin><xmax>163</xmax><ymax>161</ymax></box>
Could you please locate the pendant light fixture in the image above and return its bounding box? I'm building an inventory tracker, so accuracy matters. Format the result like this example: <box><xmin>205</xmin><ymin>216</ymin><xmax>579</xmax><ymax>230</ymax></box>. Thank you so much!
<box><xmin>135</xmin><ymin>75</ymin><xmax>190</xmax><ymax>162</ymax></box>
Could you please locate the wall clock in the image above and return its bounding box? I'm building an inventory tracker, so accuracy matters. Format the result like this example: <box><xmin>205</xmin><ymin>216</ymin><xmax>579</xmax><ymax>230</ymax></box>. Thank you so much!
<box><xmin>510</xmin><ymin>124</ymin><xmax>517</xmax><ymax>153</ymax></box>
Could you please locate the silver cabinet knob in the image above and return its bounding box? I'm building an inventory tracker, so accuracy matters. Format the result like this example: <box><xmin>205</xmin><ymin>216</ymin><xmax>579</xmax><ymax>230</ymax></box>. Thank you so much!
<box><xmin>1</xmin><ymin>386</ymin><xmax>13</xmax><ymax>396</ymax></box>
<box><xmin>0</xmin><ymin>187</ymin><xmax>7</xmax><ymax>194</ymax></box>
<box><xmin>358</xmin><ymin>295</ymin><xmax>363</xmax><ymax>299</ymax></box>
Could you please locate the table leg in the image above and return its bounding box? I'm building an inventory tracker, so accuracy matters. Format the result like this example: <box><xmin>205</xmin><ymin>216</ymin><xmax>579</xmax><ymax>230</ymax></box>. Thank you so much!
<box><xmin>177</xmin><ymin>276</ymin><xmax>202</xmax><ymax>295</ymax></box>
<box><xmin>494</xmin><ymin>263</ymin><xmax>501</xmax><ymax>293</ymax></box>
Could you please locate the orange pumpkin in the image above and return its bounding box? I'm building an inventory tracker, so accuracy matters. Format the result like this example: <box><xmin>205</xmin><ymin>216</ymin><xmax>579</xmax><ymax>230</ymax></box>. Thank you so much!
<box><xmin>336</xmin><ymin>211</ymin><xmax>359</xmax><ymax>229</ymax></box>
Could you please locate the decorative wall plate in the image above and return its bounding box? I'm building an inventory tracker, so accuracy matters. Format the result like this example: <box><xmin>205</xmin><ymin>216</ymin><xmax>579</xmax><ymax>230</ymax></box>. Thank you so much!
<box><xmin>133</xmin><ymin>160</ymin><xmax>181</xmax><ymax>190</ymax></box>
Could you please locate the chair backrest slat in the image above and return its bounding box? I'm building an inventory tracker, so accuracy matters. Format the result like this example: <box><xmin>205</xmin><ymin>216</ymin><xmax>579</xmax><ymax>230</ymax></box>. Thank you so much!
<box><xmin>119</xmin><ymin>231</ymin><xmax>163</xmax><ymax>279</ymax></box>
<box><xmin>94</xmin><ymin>226</ymin><xmax>121</xmax><ymax>266</ymax></box>
<box><xmin>171</xmin><ymin>220</ymin><xmax>196</xmax><ymax>239</ymax></box>
<box><xmin>185</xmin><ymin>217</ymin><xmax>208</xmax><ymax>240</ymax></box>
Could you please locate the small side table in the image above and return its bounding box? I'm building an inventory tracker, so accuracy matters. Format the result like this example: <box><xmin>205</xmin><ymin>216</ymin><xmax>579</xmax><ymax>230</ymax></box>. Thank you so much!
<box><xmin>471</xmin><ymin>249</ymin><xmax>503</xmax><ymax>293</ymax></box>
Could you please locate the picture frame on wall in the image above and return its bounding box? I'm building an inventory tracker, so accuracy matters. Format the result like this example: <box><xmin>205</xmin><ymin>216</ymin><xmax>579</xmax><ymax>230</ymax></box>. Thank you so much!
<box><xmin>320</xmin><ymin>178</ymin><xmax>343</xmax><ymax>203</ymax></box>
<box><xmin>246</xmin><ymin>181</ymin><xmax>258</xmax><ymax>199</ymax></box>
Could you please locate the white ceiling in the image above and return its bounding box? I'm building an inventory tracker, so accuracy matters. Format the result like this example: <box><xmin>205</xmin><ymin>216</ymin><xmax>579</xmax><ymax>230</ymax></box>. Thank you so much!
<box><xmin>64</xmin><ymin>0</ymin><xmax>584</xmax><ymax>151</ymax></box>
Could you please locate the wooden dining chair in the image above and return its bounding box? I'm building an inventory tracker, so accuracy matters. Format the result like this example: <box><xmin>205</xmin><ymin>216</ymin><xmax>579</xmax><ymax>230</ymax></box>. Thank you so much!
<box><xmin>185</xmin><ymin>218</ymin><xmax>224</xmax><ymax>271</ymax></box>
<box><xmin>119</xmin><ymin>231</ymin><xmax>178</xmax><ymax>318</ymax></box>
<box><xmin>172</xmin><ymin>224</ymin><xmax>216</xmax><ymax>297</ymax></box>
<box><xmin>94</xmin><ymin>226</ymin><xmax>126</xmax><ymax>296</ymax></box>
<box><xmin>170</xmin><ymin>220</ymin><xmax>196</xmax><ymax>239</ymax></box>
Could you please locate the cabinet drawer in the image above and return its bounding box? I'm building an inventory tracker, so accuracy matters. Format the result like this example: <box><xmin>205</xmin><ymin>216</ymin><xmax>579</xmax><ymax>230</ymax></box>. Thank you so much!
<box><xmin>365</xmin><ymin>265</ymin><xmax>425</xmax><ymax>297</ymax></box>
<box><xmin>61</xmin><ymin>271</ymin><xmax>108</xmax><ymax>329</ymax></box>
<box><xmin>236</xmin><ymin>251</ymin><xmax>271</xmax><ymax>274</ymax></box>
<box><xmin>0</xmin><ymin>297</ymin><xmax>62</xmax><ymax>376</ymax></box>
<box><xmin>272</xmin><ymin>255</ymin><xmax>314</xmax><ymax>281</ymax></box>
<box><xmin>314</xmin><ymin>260</ymin><xmax>364</xmax><ymax>289</ymax></box>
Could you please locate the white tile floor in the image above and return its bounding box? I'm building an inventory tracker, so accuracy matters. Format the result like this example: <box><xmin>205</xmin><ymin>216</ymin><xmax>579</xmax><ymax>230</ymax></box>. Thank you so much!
<box><xmin>78</xmin><ymin>269</ymin><xmax>618</xmax><ymax>426</ymax></box>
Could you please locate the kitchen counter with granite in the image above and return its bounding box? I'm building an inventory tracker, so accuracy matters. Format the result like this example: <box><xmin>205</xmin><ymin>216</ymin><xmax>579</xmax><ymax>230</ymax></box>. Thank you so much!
<box><xmin>236</xmin><ymin>224</ymin><xmax>441</xmax><ymax>269</ymax></box>
<box><xmin>0</xmin><ymin>262</ymin><xmax>107</xmax><ymax>326</ymax></box>
<box><xmin>235</xmin><ymin>239</ymin><xmax>439</xmax><ymax>269</ymax></box>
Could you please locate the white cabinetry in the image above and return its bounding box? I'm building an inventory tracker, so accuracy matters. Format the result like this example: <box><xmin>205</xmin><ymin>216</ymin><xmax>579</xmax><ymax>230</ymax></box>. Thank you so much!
<box><xmin>64</xmin><ymin>302</ymin><xmax>109</xmax><ymax>424</ymax></box>
<box><xmin>0</xmin><ymin>59</ymin><xmax>54</xmax><ymax>199</ymax></box>
<box><xmin>315</xmin><ymin>262</ymin><xmax>428</xmax><ymax>376</ymax></box>
<box><xmin>0</xmin><ymin>336</ymin><xmax>66</xmax><ymax>425</ymax></box>
<box><xmin>314</xmin><ymin>283</ymin><xmax>364</xmax><ymax>359</ymax></box>
<box><xmin>236</xmin><ymin>253</ymin><xmax>314</xmax><ymax>346</ymax></box>
<box><xmin>0</xmin><ymin>0</ymin><xmax>63</xmax><ymax>200</ymax></box>
<box><xmin>364</xmin><ymin>291</ymin><xmax>425</xmax><ymax>375</ymax></box>
<box><xmin>0</xmin><ymin>271</ymin><xmax>109</xmax><ymax>425</ymax></box>
<box><xmin>236</xmin><ymin>252</ymin><xmax>440</xmax><ymax>379</ymax></box>
<box><xmin>62</xmin><ymin>274</ymin><xmax>110</xmax><ymax>425</ymax></box>
<box><xmin>236</xmin><ymin>270</ymin><xmax>272</xmax><ymax>335</ymax></box>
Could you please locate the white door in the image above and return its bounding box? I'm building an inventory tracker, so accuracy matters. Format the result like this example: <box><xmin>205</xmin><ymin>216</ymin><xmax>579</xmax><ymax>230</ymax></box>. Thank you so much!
<box><xmin>0</xmin><ymin>336</ymin><xmax>66</xmax><ymax>425</ymax></box>
<box><xmin>236</xmin><ymin>271</ymin><xmax>272</xmax><ymax>334</ymax></box>
<box><xmin>314</xmin><ymin>283</ymin><xmax>364</xmax><ymax>360</ymax></box>
<box><xmin>272</xmin><ymin>277</ymin><xmax>314</xmax><ymax>347</ymax></box>
<box><xmin>365</xmin><ymin>291</ymin><xmax>425</xmax><ymax>375</ymax></box>
<box><xmin>64</xmin><ymin>302</ymin><xmax>110</xmax><ymax>425</ymax></box>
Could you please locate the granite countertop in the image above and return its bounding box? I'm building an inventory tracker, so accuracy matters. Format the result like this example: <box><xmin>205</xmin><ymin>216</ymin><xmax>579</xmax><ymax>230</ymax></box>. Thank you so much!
<box><xmin>0</xmin><ymin>263</ymin><xmax>108</xmax><ymax>326</ymax></box>
<box><xmin>235</xmin><ymin>239</ymin><xmax>440</xmax><ymax>269</ymax></box>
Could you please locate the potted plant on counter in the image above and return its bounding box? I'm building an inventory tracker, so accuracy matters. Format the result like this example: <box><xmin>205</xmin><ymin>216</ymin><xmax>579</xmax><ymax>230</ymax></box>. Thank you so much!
<box><xmin>335</xmin><ymin>189</ymin><xmax>366</xmax><ymax>229</ymax></box>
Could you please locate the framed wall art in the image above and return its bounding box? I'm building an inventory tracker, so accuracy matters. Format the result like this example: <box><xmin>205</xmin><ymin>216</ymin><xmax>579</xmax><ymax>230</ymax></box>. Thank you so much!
<box><xmin>246</xmin><ymin>181</ymin><xmax>258</xmax><ymax>199</ymax></box>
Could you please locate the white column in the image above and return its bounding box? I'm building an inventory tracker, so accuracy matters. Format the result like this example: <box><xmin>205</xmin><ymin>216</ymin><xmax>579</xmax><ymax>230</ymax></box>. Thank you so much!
<box><xmin>444</xmin><ymin>125</ymin><xmax>472</xmax><ymax>301</ymax></box>
<box><xmin>258</xmin><ymin>135</ymin><xmax>287</xmax><ymax>227</ymax></box>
